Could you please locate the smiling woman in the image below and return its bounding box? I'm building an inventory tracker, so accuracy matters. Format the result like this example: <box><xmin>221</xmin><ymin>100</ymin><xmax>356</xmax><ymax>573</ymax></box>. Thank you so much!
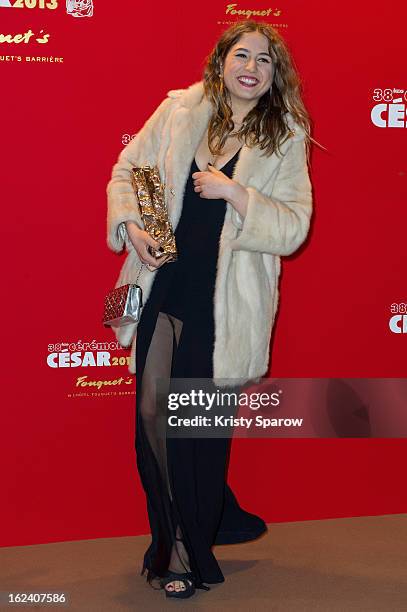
<box><xmin>223</xmin><ymin>33</ymin><xmax>275</xmax><ymax>100</ymax></box>
<box><xmin>107</xmin><ymin>19</ymin><xmax>313</xmax><ymax>600</ymax></box>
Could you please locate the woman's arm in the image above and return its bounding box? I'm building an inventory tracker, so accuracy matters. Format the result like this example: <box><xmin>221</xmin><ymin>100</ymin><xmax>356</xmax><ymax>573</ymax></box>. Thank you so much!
<box><xmin>106</xmin><ymin>95</ymin><xmax>175</xmax><ymax>253</ymax></box>
<box><xmin>223</xmin><ymin>179</ymin><xmax>249</xmax><ymax>219</ymax></box>
<box><xmin>230</xmin><ymin>136</ymin><xmax>313</xmax><ymax>256</ymax></box>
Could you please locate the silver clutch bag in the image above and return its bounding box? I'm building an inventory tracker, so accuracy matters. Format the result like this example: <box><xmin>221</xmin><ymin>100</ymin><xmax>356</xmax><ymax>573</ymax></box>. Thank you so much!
<box><xmin>104</xmin><ymin>164</ymin><xmax>175</xmax><ymax>328</ymax></box>
<box><xmin>103</xmin><ymin>281</ymin><xmax>143</xmax><ymax>327</ymax></box>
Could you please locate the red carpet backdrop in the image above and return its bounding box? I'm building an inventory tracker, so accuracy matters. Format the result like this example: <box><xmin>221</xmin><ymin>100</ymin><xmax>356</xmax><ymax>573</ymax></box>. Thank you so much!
<box><xmin>1</xmin><ymin>0</ymin><xmax>406</xmax><ymax>546</ymax></box>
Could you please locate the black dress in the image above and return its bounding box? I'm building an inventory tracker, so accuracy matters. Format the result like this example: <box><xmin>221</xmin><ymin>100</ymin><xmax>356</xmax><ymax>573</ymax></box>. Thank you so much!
<box><xmin>135</xmin><ymin>149</ymin><xmax>266</xmax><ymax>590</ymax></box>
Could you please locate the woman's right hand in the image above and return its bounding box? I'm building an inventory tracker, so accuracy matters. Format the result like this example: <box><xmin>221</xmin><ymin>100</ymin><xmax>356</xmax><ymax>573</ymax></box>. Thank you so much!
<box><xmin>125</xmin><ymin>221</ymin><xmax>166</xmax><ymax>270</ymax></box>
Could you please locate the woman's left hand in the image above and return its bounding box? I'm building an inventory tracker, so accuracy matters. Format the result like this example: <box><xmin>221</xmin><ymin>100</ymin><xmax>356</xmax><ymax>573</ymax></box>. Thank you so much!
<box><xmin>192</xmin><ymin>165</ymin><xmax>233</xmax><ymax>200</ymax></box>
<box><xmin>192</xmin><ymin>165</ymin><xmax>249</xmax><ymax>218</ymax></box>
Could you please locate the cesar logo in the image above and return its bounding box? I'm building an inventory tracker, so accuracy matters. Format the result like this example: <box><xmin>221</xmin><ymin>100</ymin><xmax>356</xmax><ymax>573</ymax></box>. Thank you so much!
<box><xmin>389</xmin><ymin>315</ymin><xmax>407</xmax><ymax>334</ymax></box>
<box><xmin>371</xmin><ymin>88</ymin><xmax>407</xmax><ymax>128</ymax></box>
<box><xmin>371</xmin><ymin>102</ymin><xmax>407</xmax><ymax>128</ymax></box>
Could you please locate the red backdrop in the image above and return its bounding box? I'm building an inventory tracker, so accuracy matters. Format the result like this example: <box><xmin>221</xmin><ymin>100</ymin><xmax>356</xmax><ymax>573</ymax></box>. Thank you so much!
<box><xmin>1</xmin><ymin>0</ymin><xmax>406</xmax><ymax>546</ymax></box>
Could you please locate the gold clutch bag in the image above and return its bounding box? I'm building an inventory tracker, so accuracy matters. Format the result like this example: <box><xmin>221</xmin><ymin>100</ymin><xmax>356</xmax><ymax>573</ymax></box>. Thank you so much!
<box><xmin>130</xmin><ymin>165</ymin><xmax>177</xmax><ymax>263</ymax></box>
<box><xmin>103</xmin><ymin>165</ymin><xmax>177</xmax><ymax>328</ymax></box>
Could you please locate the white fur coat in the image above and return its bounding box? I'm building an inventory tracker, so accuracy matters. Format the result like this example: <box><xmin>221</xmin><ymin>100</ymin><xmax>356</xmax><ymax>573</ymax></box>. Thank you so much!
<box><xmin>106</xmin><ymin>80</ymin><xmax>313</xmax><ymax>386</ymax></box>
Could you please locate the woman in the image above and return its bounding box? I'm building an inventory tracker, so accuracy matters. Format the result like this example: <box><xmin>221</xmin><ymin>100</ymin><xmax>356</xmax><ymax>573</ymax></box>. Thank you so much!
<box><xmin>107</xmin><ymin>20</ymin><xmax>313</xmax><ymax>599</ymax></box>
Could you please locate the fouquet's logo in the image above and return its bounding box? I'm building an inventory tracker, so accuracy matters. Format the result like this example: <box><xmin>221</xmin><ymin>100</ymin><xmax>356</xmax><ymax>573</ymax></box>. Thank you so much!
<box><xmin>225</xmin><ymin>3</ymin><xmax>282</xmax><ymax>18</ymax></box>
<box><xmin>66</xmin><ymin>0</ymin><xmax>93</xmax><ymax>17</ymax></box>
<box><xmin>371</xmin><ymin>88</ymin><xmax>407</xmax><ymax>128</ymax></box>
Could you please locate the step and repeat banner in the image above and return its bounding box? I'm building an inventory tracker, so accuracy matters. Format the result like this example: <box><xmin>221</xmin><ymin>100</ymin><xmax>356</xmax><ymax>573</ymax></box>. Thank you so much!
<box><xmin>1</xmin><ymin>1</ymin><xmax>406</xmax><ymax>545</ymax></box>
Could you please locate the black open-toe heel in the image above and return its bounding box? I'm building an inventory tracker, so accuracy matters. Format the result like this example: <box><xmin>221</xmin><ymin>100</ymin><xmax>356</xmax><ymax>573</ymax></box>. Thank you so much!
<box><xmin>161</xmin><ymin>536</ymin><xmax>195</xmax><ymax>598</ymax></box>
<box><xmin>161</xmin><ymin>569</ymin><xmax>196</xmax><ymax>599</ymax></box>
<box><xmin>160</xmin><ymin>536</ymin><xmax>210</xmax><ymax>597</ymax></box>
